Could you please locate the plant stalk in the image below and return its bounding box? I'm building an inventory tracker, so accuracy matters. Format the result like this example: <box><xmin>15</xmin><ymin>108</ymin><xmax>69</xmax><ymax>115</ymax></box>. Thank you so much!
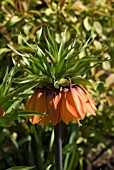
<box><xmin>54</xmin><ymin>122</ymin><xmax>62</xmax><ymax>170</ymax></box>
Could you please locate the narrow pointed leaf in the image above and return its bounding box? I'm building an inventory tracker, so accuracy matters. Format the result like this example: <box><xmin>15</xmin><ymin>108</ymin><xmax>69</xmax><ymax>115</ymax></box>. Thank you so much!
<box><xmin>18</xmin><ymin>110</ymin><xmax>46</xmax><ymax>117</ymax></box>
<box><xmin>72</xmin><ymin>78</ymin><xmax>94</xmax><ymax>87</ymax></box>
<box><xmin>58</xmin><ymin>29</ymin><xmax>67</xmax><ymax>61</ymax></box>
<box><xmin>8</xmin><ymin>45</ymin><xmax>25</xmax><ymax>57</ymax></box>
<box><xmin>6</xmin><ymin>166</ymin><xmax>35</xmax><ymax>170</ymax></box>
<box><xmin>0</xmin><ymin>82</ymin><xmax>38</xmax><ymax>107</ymax></box>
<box><xmin>36</xmin><ymin>27</ymin><xmax>42</xmax><ymax>40</ymax></box>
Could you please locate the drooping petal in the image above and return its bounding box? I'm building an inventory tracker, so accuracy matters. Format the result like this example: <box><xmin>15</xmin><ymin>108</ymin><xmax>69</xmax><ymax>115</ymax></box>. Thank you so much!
<box><xmin>31</xmin><ymin>91</ymin><xmax>47</xmax><ymax>124</ymax></box>
<box><xmin>68</xmin><ymin>88</ymin><xmax>85</xmax><ymax>119</ymax></box>
<box><xmin>40</xmin><ymin>92</ymin><xmax>52</xmax><ymax>125</ymax></box>
<box><xmin>40</xmin><ymin>115</ymin><xmax>50</xmax><ymax>125</ymax></box>
<box><xmin>47</xmin><ymin>92</ymin><xmax>61</xmax><ymax>125</ymax></box>
<box><xmin>76</xmin><ymin>86</ymin><xmax>96</xmax><ymax>115</ymax></box>
<box><xmin>77</xmin><ymin>85</ymin><xmax>96</xmax><ymax>107</ymax></box>
<box><xmin>60</xmin><ymin>91</ymin><xmax>76</xmax><ymax>124</ymax></box>
<box><xmin>25</xmin><ymin>91</ymin><xmax>47</xmax><ymax>124</ymax></box>
<box><xmin>25</xmin><ymin>93</ymin><xmax>35</xmax><ymax>110</ymax></box>
<box><xmin>25</xmin><ymin>83</ymin><xmax>97</xmax><ymax>125</ymax></box>
<box><xmin>71</xmin><ymin>88</ymin><xmax>85</xmax><ymax>120</ymax></box>
<box><xmin>25</xmin><ymin>93</ymin><xmax>37</xmax><ymax>123</ymax></box>
<box><xmin>35</xmin><ymin>91</ymin><xmax>47</xmax><ymax>113</ymax></box>
<box><xmin>41</xmin><ymin>91</ymin><xmax>61</xmax><ymax>125</ymax></box>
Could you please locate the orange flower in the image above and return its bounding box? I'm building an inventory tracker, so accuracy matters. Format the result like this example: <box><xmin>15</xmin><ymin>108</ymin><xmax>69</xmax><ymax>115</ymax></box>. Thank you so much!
<box><xmin>25</xmin><ymin>89</ymin><xmax>47</xmax><ymax>124</ymax></box>
<box><xmin>75</xmin><ymin>85</ymin><xmax>96</xmax><ymax>116</ymax></box>
<box><xmin>60</xmin><ymin>84</ymin><xmax>96</xmax><ymax>124</ymax></box>
<box><xmin>41</xmin><ymin>91</ymin><xmax>61</xmax><ymax>125</ymax></box>
<box><xmin>25</xmin><ymin>84</ymin><xmax>96</xmax><ymax>125</ymax></box>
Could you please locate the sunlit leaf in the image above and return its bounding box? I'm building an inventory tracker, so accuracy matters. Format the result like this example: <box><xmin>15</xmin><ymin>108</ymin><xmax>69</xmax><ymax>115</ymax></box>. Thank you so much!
<box><xmin>83</xmin><ymin>16</ymin><xmax>92</xmax><ymax>31</ymax></box>
<box><xmin>36</xmin><ymin>27</ymin><xmax>42</xmax><ymax>41</ymax></box>
<box><xmin>106</xmin><ymin>95</ymin><xmax>114</xmax><ymax>106</ymax></box>
<box><xmin>93</xmin><ymin>21</ymin><xmax>103</xmax><ymax>35</ymax></box>
<box><xmin>10</xmin><ymin>16</ymin><xmax>22</xmax><ymax>26</ymax></box>
<box><xmin>58</xmin><ymin>29</ymin><xmax>67</xmax><ymax>61</ymax></box>
<box><xmin>6</xmin><ymin>166</ymin><xmax>35</xmax><ymax>170</ymax></box>
<box><xmin>18</xmin><ymin>110</ymin><xmax>46</xmax><ymax>117</ymax></box>
<box><xmin>72</xmin><ymin>78</ymin><xmax>94</xmax><ymax>87</ymax></box>
<box><xmin>106</xmin><ymin>74</ymin><xmax>114</xmax><ymax>88</ymax></box>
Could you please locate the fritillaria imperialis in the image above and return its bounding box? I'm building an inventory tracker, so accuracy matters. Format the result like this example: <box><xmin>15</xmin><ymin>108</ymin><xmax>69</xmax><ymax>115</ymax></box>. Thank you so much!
<box><xmin>8</xmin><ymin>27</ymin><xmax>108</xmax><ymax>170</ymax></box>
<box><xmin>25</xmin><ymin>84</ymin><xmax>96</xmax><ymax>125</ymax></box>
<box><xmin>8</xmin><ymin>28</ymin><xmax>107</xmax><ymax>125</ymax></box>
<box><xmin>15</xmin><ymin>27</ymin><xmax>107</xmax><ymax>126</ymax></box>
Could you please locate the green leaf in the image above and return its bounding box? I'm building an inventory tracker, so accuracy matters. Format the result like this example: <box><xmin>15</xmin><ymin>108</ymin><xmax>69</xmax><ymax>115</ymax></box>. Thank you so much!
<box><xmin>21</xmin><ymin>36</ymin><xmax>36</xmax><ymax>51</ymax></box>
<box><xmin>63</xmin><ymin>125</ymin><xmax>77</xmax><ymax>170</ymax></box>
<box><xmin>0</xmin><ymin>82</ymin><xmax>38</xmax><ymax>108</ymax></box>
<box><xmin>58</xmin><ymin>29</ymin><xmax>67</xmax><ymax>61</ymax></box>
<box><xmin>54</xmin><ymin>78</ymin><xmax>70</xmax><ymax>88</ymax></box>
<box><xmin>36</xmin><ymin>27</ymin><xmax>42</xmax><ymax>41</ymax></box>
<box><xmin>64</xmin><ymin>48</ymin><xmax>75</xmax><ymax>60</ymax></box>
<box><xmin>45</xmin><ymin>165</ymin><xmax>52</xmax><ymax>170</ymax></box>
<box><xmin>13</xmin><ymin>75</ymin><xmax>39</xmax><ymax>84</ymax></box>
<box><xmin>97</xmin><ymin>82</ymin><xmax>107</xmax><ymax>93</ymax></box>
<box><xmin>44</xmin><ymin>49</ymin><xmax>55</xmax><ymax>63</ymax></box>
<box><xmin>0</xmin><ymin>116</ymin><xmax>14</xmax><ymax>127</ymax></box>
<box><xmin>68</xmin><ymin>146</ymin><xmax>77</xmax><ymax>170</ymax></box>
<box><xmin>93</xmin><ymin>21</ymin><xmax>103</xmax><ymax>35</ymax></box>
<box><xmin>18</xmin><ymin>136</ymin><xmax>31</xmax><ymax>146</ymax></box>
<box><xmin>18</xmin><ymin>110</ymin><xmax>46</xmax><ymax>117</ymax></box>
<box><xmin>0</xmin><ymin>66</ymin><xmax>19</xmax><ymax>99</ymax></box>
<box><xmin>6</xmin><ymin>99</ymin><xmax>22</xmax><ymax>114</ymax></box>
<box><xmin>72</xmin><ymin>78</ymin><xmax>94</xmax><ymax>87</ymax></box>
<box><xmin>83</xmin><ymin>16</ymin><xmax>92</xmax><ymax>31</ymax></box>
<box><xmin>45</xmin><ymin>27</ymin><xmax>58</xmax><ymax>61</ymax></box>
<box><xmin>45</xmin><ymin>36</ymin><xmax>58</xmax><ymax>62</ymax></box>
<box><xmin>6</xmin><ymin>166</ymin><xmax>35</xmax><ymax>170</ymax></box>
<box><xmin>55</xmin><ymin>60</ymin><xmax>65</xmax><ymax>78</ymax></box>
<box><xmin>49</xmin><ymin>130</ymin><xmax>54</xmax><ymax>151</ymax></box>
<box><xmin>36</xmin><ymin>47</ymin><xmax>52</xmax><ymax>76</ymax></box>
<box><xmin>8</xmin><ymin>45</ymin><xmax>25</xmax><ymax>57</ymax></box>
<box><xmin>92</xmin><ymin>46</ymin><xmax>107</xmax><ymax>57</ymax></box>
<box><xmin>10</xmin><ymin>16</ymin><xmax>22</xmax><ymax>26</ymax></box>
<box><xmin>0</xmin><ymin>48</ymin><xmax>10</xmax><ymax>56</ymax></box>
<box><xmin>0</xmin><ymin>67</ymin><xmax>9</xmax><ymax>99</ymax></box>
<box><xmin>30</xmin><ymin>56</ymin><xmax>46</xmax><ymax>73</ymax></box>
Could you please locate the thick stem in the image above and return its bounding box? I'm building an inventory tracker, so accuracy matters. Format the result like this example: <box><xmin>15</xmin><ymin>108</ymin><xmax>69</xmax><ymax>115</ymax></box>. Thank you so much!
<box><xmin>54</xmin><ymin>122</ymin><xmax>62</xmax><ymax>170</ymax></box>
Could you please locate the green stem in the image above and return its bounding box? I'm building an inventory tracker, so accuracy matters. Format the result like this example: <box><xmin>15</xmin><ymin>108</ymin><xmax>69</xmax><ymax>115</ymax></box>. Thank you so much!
<box><xmin>54</xmin><ymin>122</ymin><xmax>62</xmax><ymax>170</ymax></box>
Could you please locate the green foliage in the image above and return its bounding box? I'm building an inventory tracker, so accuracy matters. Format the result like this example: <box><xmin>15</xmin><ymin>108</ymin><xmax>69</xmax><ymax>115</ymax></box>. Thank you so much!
<box><xmin>8</xmin><ymin>27</ymin><xmax>108</xmax><ymax>89</ymax></box>
<box><xmin>6</xmin><ymin>166</ymin><xmax>35</xmax><ymax>170</ymax></box>
<box><xmin>0</xmin><ymin>0</ymin><xmax>114</xmax><ymax>170</ymax></box>
<box><xmin>0</xmin><ymin>67</ymin><xmax>45</xmax><ymax>127</ymax></box>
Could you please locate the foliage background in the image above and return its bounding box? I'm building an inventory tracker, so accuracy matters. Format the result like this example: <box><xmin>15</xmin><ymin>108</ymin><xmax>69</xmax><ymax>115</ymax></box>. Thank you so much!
<box><xmin>0</xmin><ymin>0</ymin><xmax>114</xmax><ymax>170</ymax></box>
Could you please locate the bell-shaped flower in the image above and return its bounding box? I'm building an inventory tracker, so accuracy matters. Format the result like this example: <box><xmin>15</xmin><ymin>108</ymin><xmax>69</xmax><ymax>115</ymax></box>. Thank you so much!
<box><xmin>25</xmin><ymin>84</ymin><xmax>96</xmax><ymax>125</ymax></box>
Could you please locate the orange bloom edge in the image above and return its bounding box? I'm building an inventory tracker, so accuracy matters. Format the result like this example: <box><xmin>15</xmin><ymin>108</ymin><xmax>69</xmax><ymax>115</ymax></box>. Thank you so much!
<box><xmin>25</xmin><ymin>84</ymin><xmax>97</xmax><ymax>126</ymax></box>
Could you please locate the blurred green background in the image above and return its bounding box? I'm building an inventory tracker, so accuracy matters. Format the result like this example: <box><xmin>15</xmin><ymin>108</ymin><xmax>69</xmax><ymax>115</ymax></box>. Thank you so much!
<box><xmin>0</xmin><ymin>0</ymin><xmax>114</xmax><ymax>170</ymax></box>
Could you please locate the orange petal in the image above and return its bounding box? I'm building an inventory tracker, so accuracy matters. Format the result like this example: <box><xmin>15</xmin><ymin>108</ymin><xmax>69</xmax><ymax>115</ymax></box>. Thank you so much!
<box><xmin>25</xmin><ymin>91</ymin><xmax>48</xmax><ymax>124</ymax></box>
<box><xmin>60</xmin><ymin>92</ymin><xmax>76</xmax><ymax>124</ymax></box>
<box><xmin>76</xmin><ymin>87</ymin><xmax>96</xmax><ymax>115</ymax></box>
<box><xmin>25</xmin><ymin>93</ymin><xmax>37</xmax><ymax>123</ymax></box>
<box><xmin>40</xmin><ymin>115</ymin><xmax>50</xmax><ymax>125</ymax></box>
<box><xmin>25</xmin><ymin>93</ymin><xmax>35</xmax><ymax>110</ymax></box>
<box><xmin>46</xmin><ymin>92</ymin><xmax>61</xmax><ymax>125</ymax></box>
<box><xmin>77</xmin><ymin>85</ymin><xmax>96</xmax><ymax>106</ymax></box>
<box><xmin>65</xmin><ymin>88</ymin><xmax>85</xmax><ymax>120</ymax></box>
<box><xmin>32</xmin><ymin>91</ymin><xmax>47</xmax><ymax>124</ymax></box>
